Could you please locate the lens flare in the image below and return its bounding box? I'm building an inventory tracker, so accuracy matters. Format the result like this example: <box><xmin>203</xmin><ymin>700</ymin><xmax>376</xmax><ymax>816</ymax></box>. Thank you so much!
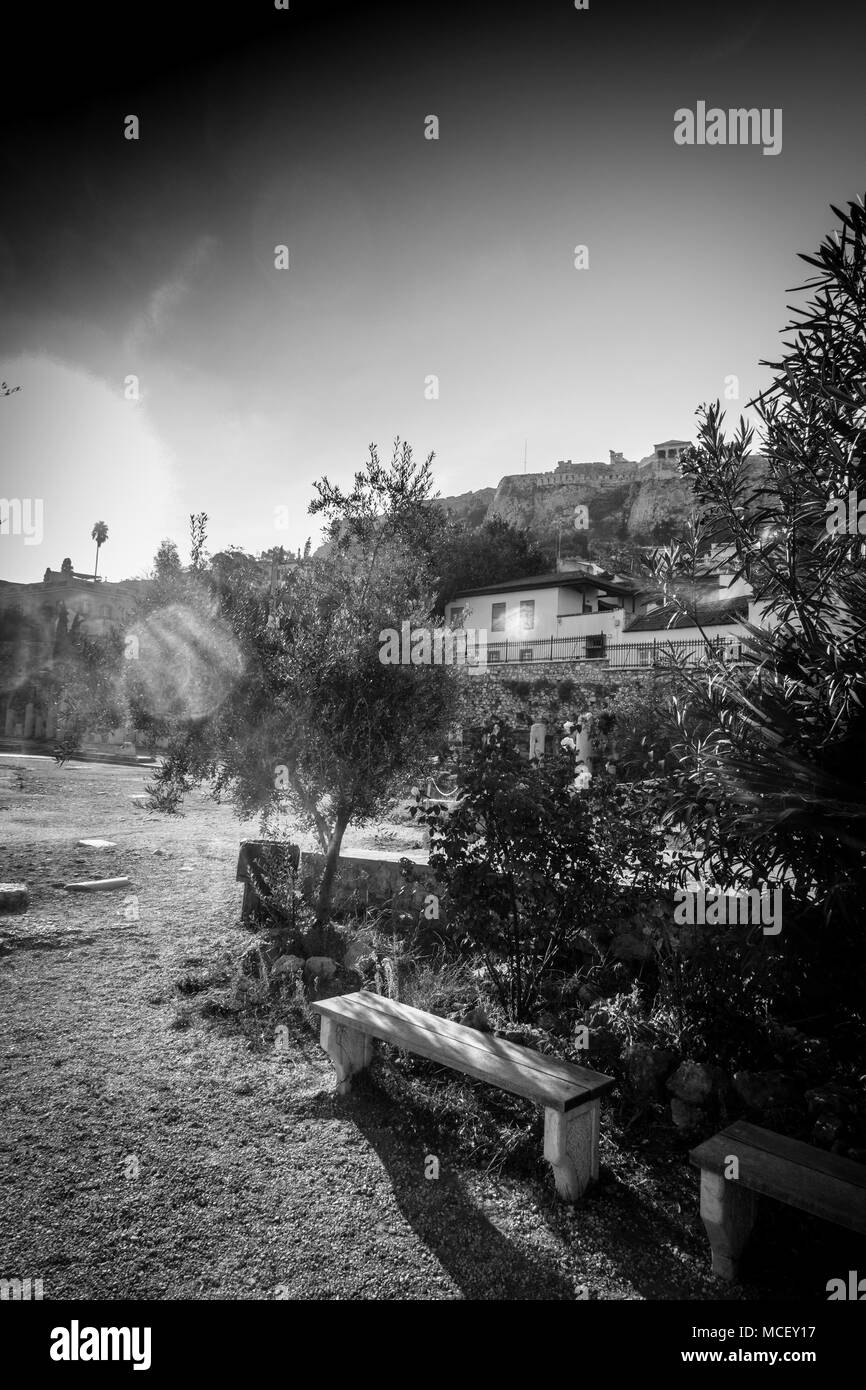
<box><xmin>126</xmin><ymin>602</ymin><xmax>244</xmax><ymax>721</ymax></box>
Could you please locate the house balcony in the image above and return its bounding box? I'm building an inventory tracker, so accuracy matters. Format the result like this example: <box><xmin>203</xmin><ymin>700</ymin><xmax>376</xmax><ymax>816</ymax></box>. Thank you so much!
<box><xmin>481</xmin><ymin>634</ymin><xmax>748</xmax><ymax>668</ymax></box>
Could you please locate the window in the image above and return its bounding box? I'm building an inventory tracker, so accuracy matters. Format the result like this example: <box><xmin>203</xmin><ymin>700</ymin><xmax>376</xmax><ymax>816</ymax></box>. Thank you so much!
<box><xmin>448</xmin><ymin>605</ymin><xmax>464</xmax><ymax>628</ymax></box>
<box><xmin>100</xmin><ymin>605</ymin><xmax>111</xmax><ymax>619</ymax></box>
<box><xmin>491</xmin><ymin>602</ymin><xmax>506</xmax><ymax>633</ymax></box>
<box><xmin>519</xmin><ymin>600</ymin><xmax>535</xmax><ymax>631</ymax></box>
<box><xmin>518</xmin><ymin>647</ymin><xmax>534</xmax><ymax>662</ymax></box>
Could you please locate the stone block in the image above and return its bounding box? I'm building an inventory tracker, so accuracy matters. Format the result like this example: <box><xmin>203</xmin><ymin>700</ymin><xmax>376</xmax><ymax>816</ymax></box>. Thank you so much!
<box><xmin>0</xmin><ymin>882</ymin><xmax>29</xmax><ymax>912</ymax></box>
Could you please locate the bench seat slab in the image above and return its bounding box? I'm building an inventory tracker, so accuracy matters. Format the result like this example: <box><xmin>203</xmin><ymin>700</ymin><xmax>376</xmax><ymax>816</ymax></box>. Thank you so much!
<box><xmin>691</xmin><ymin>1121</ymin><xmax>866</xmax><ymax>1236</ymax></box>
<box><xmin>313</xmin><ymin>990</ymin><xmax>614</xmax><ymax>1112</ymax></box>
<box><xmin>313</xmin><ymin>991</ymin><xmax>615</xmax><ymax>1202</ymax></box>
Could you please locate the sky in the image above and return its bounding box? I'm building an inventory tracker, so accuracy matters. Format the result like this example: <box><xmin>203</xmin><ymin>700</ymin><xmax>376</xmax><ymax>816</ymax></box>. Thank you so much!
<box><xmin>1</xmin><ymin>0</ymin><xmax>865</xmax><ymax>583</ymax></box>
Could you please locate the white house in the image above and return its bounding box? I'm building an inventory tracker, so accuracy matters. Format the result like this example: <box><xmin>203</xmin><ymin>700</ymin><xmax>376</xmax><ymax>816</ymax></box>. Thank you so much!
<box><xmin>449</xmin><ymin>564</ymin><xmax>755</xmax><ymax>666</ymax></box>
<box><xmin>616</xmin><ymin>594</ymin><xmax>751</xmax><ymax>665</ymax></box>
<box><xmin>448</xmin><ymin>569</ymin><xmax>641</xmax><ymax>662</ymax></box>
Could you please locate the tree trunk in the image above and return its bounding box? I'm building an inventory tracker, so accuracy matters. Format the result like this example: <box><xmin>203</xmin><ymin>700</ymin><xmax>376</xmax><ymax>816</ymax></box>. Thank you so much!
<box><xmin>315</xmin><ymin>812</ymin><xmax>350</xmax><ymax>923</ymax></box>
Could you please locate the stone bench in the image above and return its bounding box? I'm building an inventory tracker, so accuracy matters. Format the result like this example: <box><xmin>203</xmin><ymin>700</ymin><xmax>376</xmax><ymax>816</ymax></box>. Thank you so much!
<box><xmin>312</xmin><ymin>990</ymin><xmax>615</xmax><ymax>1200</ymax></box>
<box><xmin>690</xmin><ymin>1120</ymin><xmax>866</xmax><ymax>1280</ymax></box>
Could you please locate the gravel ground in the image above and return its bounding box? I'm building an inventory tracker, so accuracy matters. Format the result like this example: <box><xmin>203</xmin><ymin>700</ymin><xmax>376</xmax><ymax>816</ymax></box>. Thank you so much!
<box><xmin>0</xmin><ymin>755</ymin><xmax>854</xmax><ymax>1301</ymax></box>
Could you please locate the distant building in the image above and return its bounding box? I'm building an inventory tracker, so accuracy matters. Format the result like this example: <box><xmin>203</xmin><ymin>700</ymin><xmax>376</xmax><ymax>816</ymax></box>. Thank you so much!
<box><xmin>652</xmin><ymin>439</ymin><xmax>692</xmax><ymax>463</ymax></box>
<box><xmin>0</xmin><ymin>565</ymin><xmax>142</xmax><ymax>745</ymax></box>
<box><xmin>33</xmin><ymin>568</ymin><xmax>139</xmax><ymax>635</ymax></box>
<box><xmin>500</xmin><ymin>440</ymin><xmax>688</xmax><ymax>491</ymax></box>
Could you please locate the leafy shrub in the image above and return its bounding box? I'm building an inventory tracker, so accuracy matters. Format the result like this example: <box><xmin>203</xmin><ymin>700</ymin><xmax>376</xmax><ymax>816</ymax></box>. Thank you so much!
<box><xmin>144</xmin><ymin>763</ymin><xmax>192</xmax><ymax>816</ymax></box>
<box><xmin>587</xmin><ymin>681</ymin><xmax>678</xmax><ymax>780</ymax></box>
<box><xmin>653</xmin><ymin>196</ymin><xmax>866</xmax><ymax>1039</ymax></box>
<box><xmin>420</xmin><ymin>722</ymin><xmax>615</xmax><ymax>1020</ymax></box>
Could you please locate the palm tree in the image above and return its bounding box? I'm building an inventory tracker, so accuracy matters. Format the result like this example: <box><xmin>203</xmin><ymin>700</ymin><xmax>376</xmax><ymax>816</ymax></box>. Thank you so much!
<box><xmin>91</xmin><ymin>521</ymin><xmax>109</xmax><ymax>579</ymax></box>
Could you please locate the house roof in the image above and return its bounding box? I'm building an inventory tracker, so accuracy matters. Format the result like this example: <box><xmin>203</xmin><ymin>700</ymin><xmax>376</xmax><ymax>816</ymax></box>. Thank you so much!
<box><xmin>451</xmin><ymin>570</ymin><xmax>638</xmax><ymax>601</ymax></box>
<box><xmin>654</xmin><ymin>439</ymin><xmax>692</xmax><ymax>449</ymax></box>
<box><xmin>625</xmin><ymin>596</ymin><xmax>749</xmax><ymax>633</ymax></box>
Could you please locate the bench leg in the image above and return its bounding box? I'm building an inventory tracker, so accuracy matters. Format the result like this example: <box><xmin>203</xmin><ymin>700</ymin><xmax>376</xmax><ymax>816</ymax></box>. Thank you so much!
<box><xmin>241</xmin><ymin>881</ymin><xmax>254</xmax><ymax>921</ymax></box>
<box><xmin>543</xmin><ymin>1099</ymin><xmax>600</xmax><ymax>1201</ymax></box>
<box><xmin>699</xmin><ymin>1169</ymin><xmax>758</xmax><ymax>1281</ymax></box>
<box><xmin>320</xmin><ymin>1016</ymin><xmax>373</xmax><ymax>1096</ymax></box>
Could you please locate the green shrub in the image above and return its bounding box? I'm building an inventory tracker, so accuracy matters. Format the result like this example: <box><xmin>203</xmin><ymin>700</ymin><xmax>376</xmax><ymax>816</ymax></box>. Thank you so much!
<box><xmin>420</xmin><ymin>723</ymin><xmax>616</xmax><ymax>1020</ymax></box>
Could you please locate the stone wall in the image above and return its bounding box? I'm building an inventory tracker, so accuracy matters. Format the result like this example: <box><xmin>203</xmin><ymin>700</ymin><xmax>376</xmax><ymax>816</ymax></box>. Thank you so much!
<box><xmin>299</xmin><ymin>848</ymin><xmax>442</xmax><ymax>913</ymax></box>
<box><xmin>450</xmin><ymin>662</ymin><xmax>673</xmax><ymax>737</ymax></box>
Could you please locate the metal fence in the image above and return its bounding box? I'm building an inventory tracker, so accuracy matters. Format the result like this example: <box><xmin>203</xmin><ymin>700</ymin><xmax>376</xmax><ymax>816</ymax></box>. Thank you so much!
<box><xmin>482</xmin><ymin>634</ymin><xmax>746</xmax><ymax>668</ymax></box>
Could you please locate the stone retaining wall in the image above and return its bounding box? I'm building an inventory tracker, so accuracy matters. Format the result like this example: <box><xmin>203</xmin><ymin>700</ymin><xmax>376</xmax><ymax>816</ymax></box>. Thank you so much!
<box><xmin>450</xmin><ymin>663</ymin><xmax>673</xmax><ymax>737</ymax></box>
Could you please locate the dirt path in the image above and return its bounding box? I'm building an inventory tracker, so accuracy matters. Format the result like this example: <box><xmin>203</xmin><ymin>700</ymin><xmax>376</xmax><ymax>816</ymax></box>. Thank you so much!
<box><xmin>0</xmin><ymin>755</ymin><xmax>754</xmax><ymax>1301</ymax></box>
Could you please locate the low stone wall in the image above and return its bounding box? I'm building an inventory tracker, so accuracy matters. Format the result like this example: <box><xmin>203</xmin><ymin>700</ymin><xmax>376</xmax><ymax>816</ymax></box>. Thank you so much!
<box><xmin>299</xmin><ymin>847</ymin><xmax>442</xmax><ymax>915</ymax></box>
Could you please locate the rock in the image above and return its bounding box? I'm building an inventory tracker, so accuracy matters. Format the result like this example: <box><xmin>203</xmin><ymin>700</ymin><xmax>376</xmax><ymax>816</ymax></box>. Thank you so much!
<box><xmin>64</xmin><ymin>877</ymin><xmax>131</xmax><ymax>892</ymax></box>
<box><xmin>78</xmin><ymin>839</ymin><xmax>116</xmax><ymax>849</ymax></box>
<box><xmin>611</xmin><ymin>929</ymin><xmax>653</xmax><ymax>964</ymax></box>
<box><xmin>0</xmin><ymin>883</ymin><xmax>29</xmax><ymax>912</ymax></box>
<box><xmin>303</xmin><ymin>955</ymin><xmax>338</xmax><ymax>984</ymax></box>
<box><xmin>458</xmin><ymin>1006</ymin><xmax>492</xmax><ymax>1033</ymax></box>
<box><xmin>625</xmin><ymin>1044</ymin><xmax>678</xmax><ymax>1103</ymax></box>
<box><xmin>733</xmin><ymin>1070</ymin><xmax>803</xmax><ymax>1116</ymax></box>
<box><xmin>576</xmin><ymin>983</ymin><xmax>602</xmax><ymax>1006</ymax></box>
<box><xmin>586</xmin><ymin>1024</ymin><xmax>623</xmax><ymax>1066</ymax></box>
<box><xmin>804</xmin><ymin>1085</ymin><xmax>850</xmax><ymax>1117</ymax></box>
<box><xmin>343</xmin><ymin>931</ymin><xmax>376</xmax><ymax>970</ymax></box>
<box><xmin>813</xmin><ymin>1114</ymin><xmax>845</xmax><ymax>1147</ymax></box>
<box><xmin>670</xmin><ymin>1098</ymin><xmax>704</xmax><ymax>1131</ymax></box>
<box><xmin>667</xmin><ymin>1061</ymin><xmax>728</xmax><ymax>1106</ymax></box>
<box><xmin>272</xmin><ymin>954</ymin><xmax>305</xmax><ymax>977</ymax></box>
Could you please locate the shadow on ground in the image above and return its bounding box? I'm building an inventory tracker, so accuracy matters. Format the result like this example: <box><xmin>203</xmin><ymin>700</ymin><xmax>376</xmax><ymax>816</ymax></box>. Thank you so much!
<box><xmin>344</xmin><ymin>1098</ymin><xmax>578</xmax><ymax>1300</ymax></box>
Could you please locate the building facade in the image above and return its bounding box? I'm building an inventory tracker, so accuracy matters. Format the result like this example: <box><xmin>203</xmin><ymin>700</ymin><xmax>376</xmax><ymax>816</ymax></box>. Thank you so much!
<box><xmin>449</xmin><ymin>564</ymin><xmax>753</xmax><ymax>668</ymax></box>
<box><xmin>0</xmin><ymin>567</ymin><xmax>142</xmax><ymax>745</ymax></box>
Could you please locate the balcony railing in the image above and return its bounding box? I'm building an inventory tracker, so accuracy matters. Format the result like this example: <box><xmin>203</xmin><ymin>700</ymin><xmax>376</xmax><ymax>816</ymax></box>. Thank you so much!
<box><xmin>481</xmin><ymin>634</ymin><xmax>747</xmax><ymax>667</ymax></box>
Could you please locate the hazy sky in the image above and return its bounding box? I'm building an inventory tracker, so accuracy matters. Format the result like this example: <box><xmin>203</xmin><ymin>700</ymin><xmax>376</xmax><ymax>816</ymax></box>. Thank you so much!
<box><xmin>1</xmin><ymin>0</ymin><xmax>865</xmax><ymax>582</ymax></box>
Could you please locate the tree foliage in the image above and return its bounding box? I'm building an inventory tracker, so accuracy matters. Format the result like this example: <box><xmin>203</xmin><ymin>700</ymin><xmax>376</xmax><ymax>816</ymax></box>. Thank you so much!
<box><xmin>432</xmin><ymin>515</ymin><xmax>548</xmax><ymax>615</ymax></box>
<box><xmin>422</xmin><ymin>722</ymin><xmax>672</xmax><ymax>1021</ymax></box>
<box><xmin>653</xmin><ymin>194</ymin><xmax>866</xmax><ymax>1018</ymax></box>
<box><xmin>148</xmin><ymin>442</ymin><xmax>457</xmax><ymax>920</ymax></box>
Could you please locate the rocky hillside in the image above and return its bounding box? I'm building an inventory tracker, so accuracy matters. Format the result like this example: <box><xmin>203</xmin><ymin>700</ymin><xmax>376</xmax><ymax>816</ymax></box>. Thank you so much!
<box><xmin>432</xmin><ymin>486</ymin><xmax>496</xmax><ymax>529</ymax></box>
<box><xmin>436</xmin><ymin>468</ymin><xmax>696</xmax><ymax>556</ymax></box>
